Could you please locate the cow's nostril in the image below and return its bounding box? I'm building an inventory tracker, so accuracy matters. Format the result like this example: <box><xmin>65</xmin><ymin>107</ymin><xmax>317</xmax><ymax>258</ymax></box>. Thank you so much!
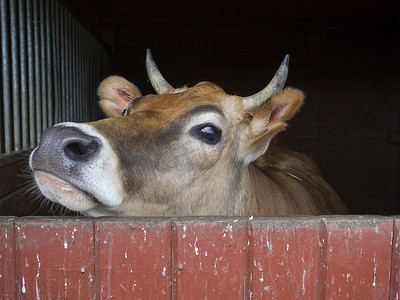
<box><xmin>64</xmin><ymin>141</ymin><xmax>98</xmax><ymax>161</ymax></box>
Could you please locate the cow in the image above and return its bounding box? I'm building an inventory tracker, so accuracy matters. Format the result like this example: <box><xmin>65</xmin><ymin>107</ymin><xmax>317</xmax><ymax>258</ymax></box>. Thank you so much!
<box><xmin>29</xmin><ymin>50</ymin><xmax>348</xmax><ymax>217</ymax></box>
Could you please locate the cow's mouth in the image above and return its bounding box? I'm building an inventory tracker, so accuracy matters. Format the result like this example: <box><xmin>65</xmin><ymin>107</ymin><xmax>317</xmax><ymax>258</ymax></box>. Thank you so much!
<box><xmin>34</xmin><ymin>171</ymin><xmax>99</xmax><ymax>211</ymax></box>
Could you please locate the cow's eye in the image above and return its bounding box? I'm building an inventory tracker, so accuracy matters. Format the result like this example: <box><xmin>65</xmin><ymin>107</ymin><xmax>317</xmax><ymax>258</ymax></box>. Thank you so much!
<box><xmin>191</xmin><ymin>124</ymin><xmax>222</xmax><ymax>145</ymax></box>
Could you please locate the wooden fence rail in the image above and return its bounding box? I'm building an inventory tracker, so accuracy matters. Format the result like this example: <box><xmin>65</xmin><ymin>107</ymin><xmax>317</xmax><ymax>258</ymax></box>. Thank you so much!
<box><xmin>0</xmin><ymin>216</ymin><xmax>399</xmax><ymax>299</ymax></box>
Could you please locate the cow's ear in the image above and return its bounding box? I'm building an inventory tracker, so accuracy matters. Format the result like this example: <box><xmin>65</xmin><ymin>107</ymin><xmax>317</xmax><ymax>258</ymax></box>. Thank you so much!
<box><xmin>240</xmin><ymin>88</ymin><xmax>304</xmax><ymax>164</ymax></box>
<box><xmin>98</xmin><ymin>75</ymin><xmax>142</xmax><ymax>118</ymax></box>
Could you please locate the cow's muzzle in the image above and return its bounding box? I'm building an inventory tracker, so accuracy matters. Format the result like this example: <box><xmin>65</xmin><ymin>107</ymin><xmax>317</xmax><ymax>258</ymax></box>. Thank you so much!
<box><xmin>29</xmin><ymin>125</ymin><xmax>104</xmax><ymax>211</ymax></box>
<box><xmin>29</xmin><ymin>123</ymin><xmax>124</xmax><ymax>213</ymax></box>
<box><xmin>31</xmin><ymin>125</ymin><xmax>100</xmax><ymax>173</ymax></box>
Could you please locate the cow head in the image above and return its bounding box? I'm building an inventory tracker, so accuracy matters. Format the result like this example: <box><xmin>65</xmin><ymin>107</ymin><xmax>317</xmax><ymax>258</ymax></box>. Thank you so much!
<box><xmin>30</xmin><ymin>50</ymin><xmax>304</xmax><ymax>216</ymax></box>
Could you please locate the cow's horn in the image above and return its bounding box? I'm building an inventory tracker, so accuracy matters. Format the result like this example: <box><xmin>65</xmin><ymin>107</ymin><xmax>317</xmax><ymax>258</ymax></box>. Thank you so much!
<box><xmin>242</xmin><ymin>55</ymin><xmax>289</xmax><ymax>111</ymax></box>
<box><xmin>145</xmin><ymin>49</ymin><xmax>175</xmax><ymax>94</ymax></box>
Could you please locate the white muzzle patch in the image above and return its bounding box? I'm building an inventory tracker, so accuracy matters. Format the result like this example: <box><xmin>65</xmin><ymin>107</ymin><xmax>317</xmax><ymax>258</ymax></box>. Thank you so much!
<box><xmin>30</xmin><ymin>122</ymin><xmax>125</xmax><ymax>212</ymax></box>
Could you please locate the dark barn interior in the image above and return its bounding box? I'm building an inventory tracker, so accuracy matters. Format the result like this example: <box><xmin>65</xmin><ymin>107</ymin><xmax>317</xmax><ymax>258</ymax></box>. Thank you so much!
<box><xmin>0</xmin><ymin>0</ymin><xmax>399</xmax><ymax>215</ymax></box>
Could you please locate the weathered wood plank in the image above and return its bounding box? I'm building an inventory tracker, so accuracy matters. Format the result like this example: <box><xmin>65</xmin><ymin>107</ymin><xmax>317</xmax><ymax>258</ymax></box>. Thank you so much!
<box><xmin>172</xmin><ymin>217</ymin><xmax>250</xmax><ymax>299</ymax></box>
<box><xmin>0</xmin><ymin>218</ymin><xmax>16</xmax><ymax>300</ymax></box>
<box><xmin>323</xmin><ymin>216</ymin><xmax>393</xmax><ymax>299</ymax></box>
<box><xmin>15</xmin><ymin>218</ymin><xmax>95</xmax><ymax>299</ymax></box>
<box><xmin>390</xmin><ymin>219</ymin><xmax>400</xmax><ymax>300</ymax></box>
<box><xmin>0</xmin><ymin>216</ymin><xmax>398</xmax><ymax>298</ymax></box>
<box><xmin>251</xmin><ymin>217</ymin><xmax>322</xmax><ymax>299</ymax></box>
<box><xmin>95</xmin><ymin>218</ymin><xmax>172</xmax><ymax>299</ymax></box>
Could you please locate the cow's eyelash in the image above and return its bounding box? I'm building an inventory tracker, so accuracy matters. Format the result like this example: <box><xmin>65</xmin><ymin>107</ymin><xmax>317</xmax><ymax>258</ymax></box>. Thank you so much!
<box><xmin>122</xmin><ymin>101</ymin><xmax>137</xmax><ymax>116</ymax></box>
<box><xmin>121</xmin><ymin>108</ymin><xmax>129</xmax><ymax>116</ymax></box>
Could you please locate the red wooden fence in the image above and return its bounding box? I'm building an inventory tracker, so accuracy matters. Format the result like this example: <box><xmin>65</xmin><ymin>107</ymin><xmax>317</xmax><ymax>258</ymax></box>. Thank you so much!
<box><xmin>0</xmin><ymin>216</ymin><xmax>398</xmax><ymax>299</ymax></box>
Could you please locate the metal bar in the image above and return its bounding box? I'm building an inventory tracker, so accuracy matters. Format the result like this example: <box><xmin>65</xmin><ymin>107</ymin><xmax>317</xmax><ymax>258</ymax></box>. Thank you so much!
<box><xmin>78</xmin><ymin>24</ymin><xmax>81</xmax><ymax>122</ymax></box>
<box><xmin>97</xmin><ymin>46</ymin><xmax>108</xmax><ymax>118</ymax></box>
<box><xmin>76</xmin><ymin>21</ymin><xmax>80</xmax><ymax>122</ymax></box>
<box><xmin>62</xmin><ymin>7</ymin><xmax>68</xmax><ymax>122</ymax></box>
<box><xmin>1</xmin><ymin>0</ymin><xmax>12</xmax><ymax>154</ymax></box>
<box><xmin>33</xmin><ymin>0</ymin><xmax>42</xmax><ymax>144</ymax></box>
<box><xmin>74</xmin><ymin>17</ymin><xmax>78</xmax><ymax>122</ymax></box>
<box><xmin>66</xmin><ymin>12</ymin><xmax>72</xmax><ymax>122</ymax></box>
<box><xmin>50</xmin><ymin>0</ymin><xmax>60</xmax><ymax>124</ymax></box>
<box><xmin>87</xmin><ymin>35</ymin><xmax>92</xmax><ymax>121</ymax></box>
<box><xmin>93</xmin><ymin>36</ymin><xmax>99</xmax><ymax>121</ymax></box>
<box><xmin>74</xmin><ymin>19</ymin><xmax>79</xmax><ymax>122</ymax></box>
<box><xmin>90</xmin><ymin>33</ymin><xmax>94</xmax><ymax>120</ymax></box>
<box><xmin>10</xmin><ymin>0</ymin><xmax>21</xmax><ymax>152</ymax></box>
<box><xmin>72</xmin><ymin>18</ymin><xmax>77</xmax><ymax>122</ymax></box>
<box><xmin>98</xmin><ymin>45</ymin><xmax>104</xmax><ymax>120</ymax></box>
<box><xmin>90</xmin><ymin>36</ymin><xmax>96</xmax><ymax>121</ymax></box>
<box><xmin>84</xmin><ymin>29</ymin><xmax>90</xmax><ymax>121</ymax></box>
<box><xmin>26</xmin><ymin>0</ymin><xmax>36</xmax><ymax>148</ymax></box>
<box><xmin>79</xmin><ymin>23</ymin><xmax>83</xmax><ymax>122</ymax></box>
<box><xmin>59</xmin><ymin>4</ymin><xmax>66</xmax><ymax>123</ymax></box>
<box><xmin>18</xmin><ymin>0</ymin><xmax>28</xmax><ymax>150</ymax></box>
<box><xmin>69</xmin><ymin>13</ymin><xmax>74</xmax><ymax>122</ymax></box>
<box><xmin>45</xmin><ymin>0</ymin><xmax>53</xmax><ymax>127</ymax></box>
<box><xmin>40</xmin><ymin>0</ymin><xmax>47</xmax><ymax>131</ymax></box>
<box><xmin>55</xmin><ymin>0</ymin><xmax>61</xmax><ymax>124</ymax></box>
<box><xmin>64</xmin><ymin>5</ymin><xmax>69</xmax><ymax>122</ymax></box>
<box><xmin>81</xmin><ymin>24</ymin><xmax>85</xmax><ymax>122</ymax></box>
<box><xmin>70</xmin><ymin>13</ymin><xmax>75</xmax><ymax>122</ymax></box>
<box><xmin>86</xmin><ymin>34</ymin><xmax>92</xmax><ymax>121</ymax></box>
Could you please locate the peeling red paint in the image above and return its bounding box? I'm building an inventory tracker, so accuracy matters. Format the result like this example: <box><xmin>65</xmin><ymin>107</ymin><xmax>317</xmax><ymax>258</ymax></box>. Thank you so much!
<box><xmin>95</xmin><ymin>218</ymin><xmax>171</xmax><ymax>299</ymax></box>
<box><xmin>15</xmin><ymin>218</ymin><xmax>95</xmax><ymax>299</ymax></box>
<box><xmin>251</xmin><ymin>218</ymin><xmax>321</xmax><ymax>299</ymax></box>
<box><xmin>324</xmin><ymin>218</ymin><xmax>393</xmax><ymax>299</ymax></box>
<box><xmin>0</xmin><ymin>216</ymin><xmax>399</xmax><ymax>299</ymax></box>
<box><xmin>390</xmin><ymin>220</ymin><xmax>400</xmax><ymax>300</ymax></box>
<box><xmin>0</xmin><ymin>218</ymin><xmax>16</xmax><ymax>300</ymax></box>
<box><xmin>173</xmin><ymin>218</ymin><xmax>250</xmax><ymax>299</ymax></box>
